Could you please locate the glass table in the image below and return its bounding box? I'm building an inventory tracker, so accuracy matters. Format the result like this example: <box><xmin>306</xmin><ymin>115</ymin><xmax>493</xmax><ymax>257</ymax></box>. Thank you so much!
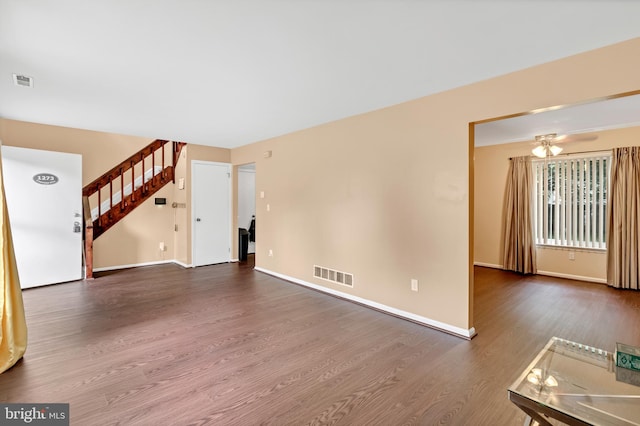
<box><xmin>508</xmin><ymin>337</ymin><xmax>640</xmax><ymax>426</ymax></box>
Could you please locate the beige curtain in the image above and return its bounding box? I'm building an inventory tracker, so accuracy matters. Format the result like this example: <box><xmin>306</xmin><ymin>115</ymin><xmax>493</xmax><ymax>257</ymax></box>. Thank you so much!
<box><xmin>607</xmin><ymin>146</ymin><xmax>640</xmax><ymax>290</ymax></box>
<box><xmin>502</xmin><ymin>156</ymin><xmax>537</xmax><ymax>274</ymax></box>
<box><xmin>0</xmin><ymin>142</ymin><xmax>28</xmax><ymax>373</ymax></box>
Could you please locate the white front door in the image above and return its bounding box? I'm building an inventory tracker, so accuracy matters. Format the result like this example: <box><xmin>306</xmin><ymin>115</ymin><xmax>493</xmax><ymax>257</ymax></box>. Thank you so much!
<box><xmin>192</xmin><ymin>161</ymin><xmax>230</xmax><ymax>266</ymax></box>
<box><xmin>2</xmin><ymin>146</ymin><xmax>83</xmax><ymax>288</ymax></box>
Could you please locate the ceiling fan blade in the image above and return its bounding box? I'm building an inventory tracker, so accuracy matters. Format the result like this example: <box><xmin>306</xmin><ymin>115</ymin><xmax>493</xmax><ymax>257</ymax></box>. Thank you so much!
<box><xmin>555</xmin><ymin>133</ymin><xmax>599</xmax><ymax>143</ymax></box>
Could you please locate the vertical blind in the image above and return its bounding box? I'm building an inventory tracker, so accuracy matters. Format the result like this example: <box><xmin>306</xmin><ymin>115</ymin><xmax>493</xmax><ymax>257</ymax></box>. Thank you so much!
<box><xmin>532</xmin><ymin>152</ymin><xmax>611</xmax><ymax>248</ymax></box>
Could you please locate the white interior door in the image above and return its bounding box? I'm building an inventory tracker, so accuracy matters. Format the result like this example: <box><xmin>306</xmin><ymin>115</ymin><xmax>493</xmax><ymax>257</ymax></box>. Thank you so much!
<box><xmin>192</xmin><ymin>161</ymin><xmax>231</xmax><ymax>266</ymax></box>
<box><xmin>2</xmin><ymin>146</ymin><xmax>83</xmax><ymax>288</ymax></box>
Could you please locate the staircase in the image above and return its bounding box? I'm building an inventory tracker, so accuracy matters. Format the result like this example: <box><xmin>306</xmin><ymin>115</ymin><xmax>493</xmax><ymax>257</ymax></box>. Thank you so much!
<box><xmin>82</xmin><ymin>139</ymin><xmax>186</xmax><ymax>279</ymax></box>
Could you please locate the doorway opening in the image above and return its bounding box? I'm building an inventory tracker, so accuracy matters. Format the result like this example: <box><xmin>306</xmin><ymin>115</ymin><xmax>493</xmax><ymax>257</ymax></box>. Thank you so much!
<box><xmin>238</xmin><ymin>163</ymin><xmax>256</xmax><ymax>258</ymax></box>
<box><xmin>469</xmin><ymin>90</ymin><xmax>640</xmax><ymax>328</ymax></box>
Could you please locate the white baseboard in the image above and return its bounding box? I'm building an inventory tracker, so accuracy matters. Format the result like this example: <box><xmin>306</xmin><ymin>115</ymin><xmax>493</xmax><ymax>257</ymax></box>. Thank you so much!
<box><xmin>473</xmin><ymin>262</ymin><xmax>605</xmax><ymax>284</ymax></box>
<box><xmin>254</xmin><ymin>267</ymin><xmax>476</xmax><ymax>340</ymax></box>
<box><xmin>536</xmin><ymin>270</ymin><xmax>607</xmax><ymax>284</ymax></box>
<box><xmin>473</xmin><ymin>261</ymin><xmax>503</xmax><ymax>269</ymax></box>
<box><xmin>93</xmin><ymin>259</ymin><xmax>196</xmax><ymax>272</ymax></box>
<box><xmin>93</xmin><ymin>259</ymin><xmax>176</xmax><ymax>272</ymax></box>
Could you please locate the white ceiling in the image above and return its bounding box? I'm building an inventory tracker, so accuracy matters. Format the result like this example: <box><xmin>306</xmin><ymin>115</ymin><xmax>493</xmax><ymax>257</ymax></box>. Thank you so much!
<box><xmin>1</xmin><ymin>1</ymin><xmax>640</xmax><ymax>149</ymax></box>
<box><xmin>475</xmin><ymin>93</ymin><xmax>640</xmax><ymax>147</ymax></box>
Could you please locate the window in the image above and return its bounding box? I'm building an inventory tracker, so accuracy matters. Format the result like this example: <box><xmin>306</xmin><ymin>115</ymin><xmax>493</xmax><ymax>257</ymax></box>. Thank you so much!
<box><xmin>532</xmin><ymin>152</ymin><xmax>611</xmax><ymax>249</ymax></box>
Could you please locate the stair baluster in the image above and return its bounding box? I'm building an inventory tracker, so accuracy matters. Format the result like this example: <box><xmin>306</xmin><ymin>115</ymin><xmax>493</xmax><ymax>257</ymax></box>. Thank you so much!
<box><xmin>120</xmin><ymin>167</ymin><xmax>124</xmax><ymax>211</ymax></box>
<box><xmin>108</xmin><ymin>176</ymin><xmax>113</xmax><ymax>217</ymax></box>
<box><xmin>97</xmin><ymin>188</ymin><xmax>102</xmax><ymax>226</ymax></box>
<box><xmin>152</xmin><ymin>149</ymin><xmax>155</xmax><ymax>188</ymax></box>
<box><xmin>130</xmin><ymin>160</ymin><xmax>135</xmax><ymax>202</ymax></box>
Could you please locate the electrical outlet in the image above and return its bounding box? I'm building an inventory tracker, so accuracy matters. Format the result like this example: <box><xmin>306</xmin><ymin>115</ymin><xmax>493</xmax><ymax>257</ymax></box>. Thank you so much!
<box><xmin>569</xmin><ymin>251</ymin><xmax>575</xmax><ymax>260</ymax></box>
<box><xmin>411</xmin><ymin>279</ymin><xmax>418</xmax><ymax>292</ymax></box>
<box><xmin>267</xmin><ymin>203</ymin><xmax>271</xmax><ymax>212</ymax></box>
<box><xmin>159</xmin><ymin>242</ymin><xmax>166</xmax><ymax>251</ymax></box>
<box><xmin>260</xmin><ymin>191</ymin><xmax>265</xmax><ymax>199</ymax></box>
<box><xmin>268</xmin><ymin>249</ymin><xmax>273</xmax><ymax>257</ymax></box>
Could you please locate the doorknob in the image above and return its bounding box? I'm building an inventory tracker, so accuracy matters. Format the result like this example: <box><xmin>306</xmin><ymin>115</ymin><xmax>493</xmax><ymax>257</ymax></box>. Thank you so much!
<box><xmin>196</xmin><ymin>218</ymin><xmax>201</xmax><ymax>222</ymax></box>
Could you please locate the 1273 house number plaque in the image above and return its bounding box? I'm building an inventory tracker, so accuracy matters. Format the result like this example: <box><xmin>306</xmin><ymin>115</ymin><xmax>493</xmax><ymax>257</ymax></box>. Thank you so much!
<box><xmin>33</xmin><ymin>173</ymin><xmax>59</xmax><ymax>185</ymax></box>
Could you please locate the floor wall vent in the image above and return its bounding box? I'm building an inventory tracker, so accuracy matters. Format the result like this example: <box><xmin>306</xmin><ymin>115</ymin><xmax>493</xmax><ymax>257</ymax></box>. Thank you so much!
<box><xmin>314</xmin><ymin>265</ymin><xmax>353</xmax><ymax>287</ymax></box>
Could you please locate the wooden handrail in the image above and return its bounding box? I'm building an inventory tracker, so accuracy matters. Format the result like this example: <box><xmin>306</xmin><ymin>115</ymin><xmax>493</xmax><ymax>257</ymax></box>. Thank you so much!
<box><xmin>83</xmin><ymin>139</ymin><xmax>174</xmax><ymax>197</ymax></box>
<box><xmin>82</xmin><ymin>139</ymin><xmax>186</xmax><ymax>235</ymax></box>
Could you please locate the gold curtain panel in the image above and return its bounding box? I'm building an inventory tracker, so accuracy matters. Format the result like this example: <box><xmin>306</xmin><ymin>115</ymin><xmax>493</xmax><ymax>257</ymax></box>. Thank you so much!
<box><xmin>502</xmin><ymin>156</ymin><xmax>537</xmax><ymax>274</ymax></box>
<box><xmin>0</xmin><ymin>145</ymin><xmax>28</xmax><ymax>374</ymax></box>
<box><xmin>607</xmin><ymin>146</ymin><xmax>640</xmax><ymax>290</ymax></box>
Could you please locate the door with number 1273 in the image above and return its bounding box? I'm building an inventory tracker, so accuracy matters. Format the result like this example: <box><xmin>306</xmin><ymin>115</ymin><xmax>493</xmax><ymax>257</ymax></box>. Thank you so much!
<box><xmin>2</xmin><ymin>146</ymin><xmax>83</xmax><ymax>288</ymax></box>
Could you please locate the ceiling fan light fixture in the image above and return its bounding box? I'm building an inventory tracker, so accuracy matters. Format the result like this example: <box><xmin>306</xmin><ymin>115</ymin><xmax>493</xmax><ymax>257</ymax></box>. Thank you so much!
<box><xmin>532</xmin><ymin>145</ymin><xmax>547</xmax><ymax>158</ymax></box>
<box><xmin>549</xmin><ymin>145</ymin><xmax>563</xmax><ymax>156</ymax></box>
<box><xmin>532</xmin><ymin>133</ymin><xmax>563</xmax><ymax>157</ymax></box>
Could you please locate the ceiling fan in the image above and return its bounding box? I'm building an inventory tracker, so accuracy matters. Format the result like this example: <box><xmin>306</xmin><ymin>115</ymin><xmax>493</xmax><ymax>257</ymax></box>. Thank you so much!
<box><xmin>532</xmin><ymin>134</ymin><xmax>562</xmax><ymax>158</ymax></box>
<box><xmin>531</xmin><ymin>132</ymin><xmax>598</xmax><ymax>158</ymax></box>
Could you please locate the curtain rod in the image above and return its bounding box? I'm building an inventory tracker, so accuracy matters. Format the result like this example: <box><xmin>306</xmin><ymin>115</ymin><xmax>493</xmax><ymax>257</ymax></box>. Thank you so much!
<box><xmin>509</xmin><ymin>148</ymin><xmax>612</xmax><ymax>160</ymax></box>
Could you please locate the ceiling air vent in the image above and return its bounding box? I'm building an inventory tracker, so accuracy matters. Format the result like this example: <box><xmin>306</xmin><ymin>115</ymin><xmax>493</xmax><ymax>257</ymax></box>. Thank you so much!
<box><xmin>13</xmin><ymin>74</ymin><xmax>34</xmax><ymax>88</ymax></box>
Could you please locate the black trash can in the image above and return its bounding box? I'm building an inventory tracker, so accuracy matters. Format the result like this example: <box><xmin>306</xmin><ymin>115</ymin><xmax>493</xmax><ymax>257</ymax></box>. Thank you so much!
<box><xmin>239</xmin><ymin>228</ymin><xmax>249</xmax><ymax>261</ymax></box>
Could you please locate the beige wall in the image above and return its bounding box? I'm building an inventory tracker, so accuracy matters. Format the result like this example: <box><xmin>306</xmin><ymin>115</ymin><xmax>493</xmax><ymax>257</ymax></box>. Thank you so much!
<box><xmin>231</xmin><ymin>37</ymin><xmax>640</xmax><ymax>333</ymax></box>
<box><xmin>93</xmin><ymin>183</ymin><xmax>175</xmax><ymax>268</ymax></box>
<box><xmin>0</xmin><ymin>119</ymin><xmax>231</xmax><ymax>269</ymax></box>
<box><xmin>0</xmin><ymin>118</ymin><xmax>150</xmax><ymax>185</ymax></box>
<box><xmin>0</xmin><ymin>119</ymin><xmax>173</xmax><ymax>269</ymax></box>
<box><xmin>474</xmin><ymin>125</ymin><xmax>640</xmax><ymax>282</ymax></box>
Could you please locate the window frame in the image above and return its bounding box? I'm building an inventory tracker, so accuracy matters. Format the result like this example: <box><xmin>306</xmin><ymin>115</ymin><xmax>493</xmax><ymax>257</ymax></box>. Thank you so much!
<box><xmin>531</xmin><ymin>151</ymin><xmax>611</xmax><ymax>250</ymax></box>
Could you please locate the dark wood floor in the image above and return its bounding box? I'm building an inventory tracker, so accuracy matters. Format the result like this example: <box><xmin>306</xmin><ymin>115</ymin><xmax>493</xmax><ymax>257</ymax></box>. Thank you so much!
<box><xmin>1</xmin><ymin>258</ymin><xmax>640</xmax><ymax>425</ymax></box>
